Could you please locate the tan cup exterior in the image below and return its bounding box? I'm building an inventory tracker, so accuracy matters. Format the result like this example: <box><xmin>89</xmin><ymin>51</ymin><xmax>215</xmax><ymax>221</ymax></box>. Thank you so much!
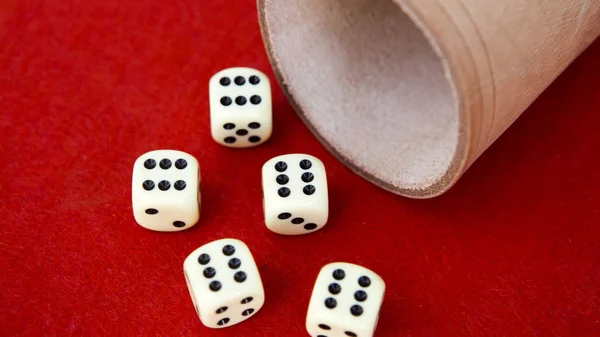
<box><xmin>258</xmin><ymin>0</ymin><xmax>600</xmax><ymax>198</ymax></box>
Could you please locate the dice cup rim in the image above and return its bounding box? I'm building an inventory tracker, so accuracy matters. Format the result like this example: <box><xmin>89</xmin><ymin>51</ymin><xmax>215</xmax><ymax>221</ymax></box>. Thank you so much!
<box><xmin>257</xmin><ymin>0</ymin><xmax>475</xmax><ymax>198</ymax></box>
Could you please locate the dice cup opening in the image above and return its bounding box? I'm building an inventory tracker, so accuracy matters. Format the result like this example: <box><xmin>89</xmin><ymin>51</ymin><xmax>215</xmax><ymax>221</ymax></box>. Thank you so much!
<box><xmin>260</xmin><ymin>0</ymin><xmax>600</xmax><ymax>199</ymax></box>
<box><xmin>258</xmin><ymin>0</ymin><xmax>466</xmax><ymax>198</ymax></box>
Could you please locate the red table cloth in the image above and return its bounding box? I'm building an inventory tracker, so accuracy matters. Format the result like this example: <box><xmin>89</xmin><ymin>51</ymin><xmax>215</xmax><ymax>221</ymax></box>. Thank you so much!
<box><xmin>1</xmin><ymin>1</ymin><xmax>599</xmax><ymax>336</ymax></box>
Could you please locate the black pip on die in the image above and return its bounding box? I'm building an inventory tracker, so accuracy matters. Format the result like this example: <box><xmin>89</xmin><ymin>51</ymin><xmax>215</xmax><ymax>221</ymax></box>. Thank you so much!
<box><xmin>209</xmin><ymin>67</ymin><xmax>272</xmax><ymax>148</ymax></box>
<box><xmin>306</xmin><ymin>263</ymin><xmax>385</xmax><ymax>337</ymax></box>
<box><xmin>261</xmin><ymin>154</ymin><xmax>329</xmax><ymax>235</ymax></box>
<box><xmin>131</xmin><ymin>150</ymin><xmax>200</xmax><ymax>232</ymax></box>
<box><xmin>183</xmin><ymin>238</ymin><xmax>265</xmax><ymax>329</ymax></box>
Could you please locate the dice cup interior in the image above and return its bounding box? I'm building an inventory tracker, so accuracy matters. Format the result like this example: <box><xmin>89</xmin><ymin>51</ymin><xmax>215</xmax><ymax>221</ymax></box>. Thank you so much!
<box><xmin>257</xmin><ymin>0</ymin><xmax>600</xmax><ymax>198</ymax></box>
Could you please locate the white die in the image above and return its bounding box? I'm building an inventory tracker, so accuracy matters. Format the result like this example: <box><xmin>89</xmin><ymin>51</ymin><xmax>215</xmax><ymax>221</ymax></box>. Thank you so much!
<box><xmin>183</xmin><ymin>238</ymin><xmax>265</xmax><ymax>329</ymax></box>
<box><xmin>261</xmin><ymin>154</ymin><xmax>329</xmax><ymax>235</ymax></box>
<box><xmin>209</xmin><ymin>67</ymin><xmax>272</xmax><ymax>148</ymax></box>
<box><xmin>306</xmin><ymin>263</ymin><xmax>386</xmax><ymax>337</ymax></box>
<box><xmin>131</xmin><ymin>149</ymin><xmax>200</xmax><ymax>232</ymax></box>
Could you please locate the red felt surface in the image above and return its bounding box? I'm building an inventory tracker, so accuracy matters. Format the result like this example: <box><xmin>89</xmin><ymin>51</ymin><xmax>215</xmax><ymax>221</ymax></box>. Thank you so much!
<box><xmin>1</xmin><ymin>1</ymin><xmax>599</xmax><ymax>336</ymax></box>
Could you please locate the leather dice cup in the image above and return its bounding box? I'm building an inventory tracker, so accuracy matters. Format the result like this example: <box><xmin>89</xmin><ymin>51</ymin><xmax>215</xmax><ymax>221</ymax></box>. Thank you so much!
<box><xmin>258</xmin><ymin>0</ymin><xmax>600</xmax><ymax>199</ymax></box>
